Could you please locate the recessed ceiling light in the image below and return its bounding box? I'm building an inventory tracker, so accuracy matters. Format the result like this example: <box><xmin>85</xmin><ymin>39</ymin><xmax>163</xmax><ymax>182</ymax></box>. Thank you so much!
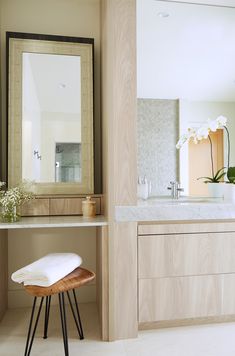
<box><xmin>58</xmin><ymin>83</ymin><xmax>66</xmax><ymax>89</ymax></box>
<box><xmin>157</xmin><ymin>11</ymin><xmax>170</xmax><ymax>18</ymax></box>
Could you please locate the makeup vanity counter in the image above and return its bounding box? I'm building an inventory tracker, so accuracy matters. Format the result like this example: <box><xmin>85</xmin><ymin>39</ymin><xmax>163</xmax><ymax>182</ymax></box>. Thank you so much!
<box><xmin>0</xmin><ymin>215</ymin><xmax>109</xmax><ymax>340</ymax></box>
<box><xmin>0</xmin><ymin>215</ymin><xmax>108</xmax><ymax>229</ymax></box>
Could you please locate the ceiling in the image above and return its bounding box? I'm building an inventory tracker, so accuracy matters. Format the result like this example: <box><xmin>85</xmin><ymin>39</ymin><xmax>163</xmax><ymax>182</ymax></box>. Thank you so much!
<box><xmin>137</xmin><ymin>0</ymin><xmax>235</xmax><ymax>101</ymax></box>
<box><xmin>24</xmin><ymin>52</ymin><xmax>81</xmax><ymax>114</ymax></box>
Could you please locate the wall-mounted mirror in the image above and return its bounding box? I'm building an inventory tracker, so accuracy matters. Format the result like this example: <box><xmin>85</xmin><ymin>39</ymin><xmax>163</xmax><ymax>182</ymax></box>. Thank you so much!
<box><xmin>137</xmin><ymin>0</ymin><xmax>235</xmax><ymax>196</ymax></box>
<box><xmin>7</xmin><ymin>32</ymin><xmax>94</xmax><ymax>194</ymax></box>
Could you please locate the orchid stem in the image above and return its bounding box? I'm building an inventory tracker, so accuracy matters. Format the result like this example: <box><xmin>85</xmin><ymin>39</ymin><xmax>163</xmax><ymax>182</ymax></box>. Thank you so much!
<box><xmin>223</xmin><ymin>126</ymin><xmax>230</xmax><ymax>169</ymax></box>
<box><xmin>208</xmin><ymin>135</ymin><xmax>214</xmax><ymax>178</ymax></box>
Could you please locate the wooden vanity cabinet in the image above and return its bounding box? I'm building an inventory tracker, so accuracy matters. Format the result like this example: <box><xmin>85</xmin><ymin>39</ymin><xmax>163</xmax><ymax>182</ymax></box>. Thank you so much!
<box><xmin>138</xmin><ymin>221</ymin><xmax>235</xmax><ymax>327</ymax></box>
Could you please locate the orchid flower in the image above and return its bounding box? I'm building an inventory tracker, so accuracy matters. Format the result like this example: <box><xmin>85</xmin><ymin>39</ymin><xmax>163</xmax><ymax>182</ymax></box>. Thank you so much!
<box><xmin>176</xmin><ymin>116</ymin><xmax>229</xmax><ymax>183</ymax></box>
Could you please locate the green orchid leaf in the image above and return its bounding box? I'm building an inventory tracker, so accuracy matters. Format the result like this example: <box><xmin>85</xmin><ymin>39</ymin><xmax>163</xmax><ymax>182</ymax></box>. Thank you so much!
<box><xmin>227</xmin><ymin>167</ymin><xmax>235</xmax><ymax>183</ymax></box>
<box><xmin>216</xmin><ymin>172</ymin><xmax>226</xmax><ymax>181</ymax></box>
<box><xmin>214</xmin><ymin>167</ymin><xmax>226</xmax><ymax>180</ymax></box>
<box><xmin>197</xmin><ymin>176</ymin><xmax>213</xmax><ymax>181</ymax></box>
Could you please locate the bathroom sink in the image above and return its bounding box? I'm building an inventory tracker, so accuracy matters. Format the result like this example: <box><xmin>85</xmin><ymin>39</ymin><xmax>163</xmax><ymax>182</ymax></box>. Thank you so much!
<box><xmin>141</xmin><ymin>196</ymin><xmax>223</xmax><ymax>205</ymax></box>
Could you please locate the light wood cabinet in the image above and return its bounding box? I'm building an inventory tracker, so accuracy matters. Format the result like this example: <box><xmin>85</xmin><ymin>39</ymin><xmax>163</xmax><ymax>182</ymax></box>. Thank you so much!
<box><xmin>138</xmin><ymin>233</ymin><xmax>235</xmax><ymax>278</ymax></box>
<box><xmin>139</xmin><ymin>275</ymin><xmax>222</xmax><ymax>322</ymax></box>
<box><xmin>138</xmin><ymin>222</ymin><xmax>235</xmax><ymax>327</ymax></box>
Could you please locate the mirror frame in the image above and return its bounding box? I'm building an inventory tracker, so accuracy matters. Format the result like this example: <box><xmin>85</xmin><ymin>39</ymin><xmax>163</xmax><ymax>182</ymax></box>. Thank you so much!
<box><xmin>6</xmin><ymin>31</ymin><xmax>95</xmax><ymax>195</ymax></box>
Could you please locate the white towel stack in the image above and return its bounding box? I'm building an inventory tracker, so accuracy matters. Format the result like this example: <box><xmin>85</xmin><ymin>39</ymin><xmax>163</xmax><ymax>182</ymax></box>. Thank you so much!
<box><xmin>11</xmin><ymin>253</ymin><xmax>82</xmax><ymax>287</ymax></box>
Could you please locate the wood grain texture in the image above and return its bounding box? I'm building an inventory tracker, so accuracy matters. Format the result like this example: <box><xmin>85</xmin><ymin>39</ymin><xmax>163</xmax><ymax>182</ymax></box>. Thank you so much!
<box><xmin>20</xmin><ymin>198</ymin><xmax>49</xmax><ymax>216</ymax></box>
<box><xmin>21</xmin><ymin>195</ymin><xmax>103</xmax><ymax>216</ymax></box>
<box><xmin>96</xmin><ymin>226</ymin><xmax>109</xmax><ymax>341</ymax></box>
<box><xmin>138</xmin><ymin>221</ymin><xmax>235</xmax><ymax>235</ymax></box>
<box><xmin>101</xmin><ymin>0</ymin><xmax>137</xmax><ymax>213</ymax></box>
<box><xmin>221</xmin><ymin>274</ymin><xmax>235</xmax><ymax>315</ymax></box>
<box><xmin>25</xmin><ymin>267</ymin><xmax>95</xmax><ymax>297</ymax></box>
<box><xmin>101</xmin><ymin>0</ymin><xmax>138</xmax><ymax>341</ymax></box>
<box><xmin>139</xmin><ymin>275</ymin><xmax>222</xmax><ymax>323</ymax></box>
<box><xmin>109</xmin><ymin>222</ymin><xmax>138</xmax><ymax>340</ymax></box>
<box><xmin>138</xmin><ymin>232</ymin><xmax>235</xmax><ymax>278</ymax></box>
<box><xmin>0</xmin><ymin>230</ymin><xmax>8</xmax><ymax>321</ymax></box>
<box><xmin>50</xmin><ymin>197</ymin><xmax>101</xmax><ymax>216</ymax></box>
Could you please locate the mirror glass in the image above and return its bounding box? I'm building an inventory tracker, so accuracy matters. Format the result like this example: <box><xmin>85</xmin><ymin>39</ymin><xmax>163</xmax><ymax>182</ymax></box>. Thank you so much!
<box><xmin>137</xmin><ymin>0</ymin><xmax>235</xmax><ymax>196</ymax></box>
<box><xmin>22</xmin><ymin>53</ymin><xmax>82</xmax><ymax>183</ymax></box>
<box><xmin>8</xmin><ymin>33</ymin><xmax>94</xmax><ymax>194</ymax></box>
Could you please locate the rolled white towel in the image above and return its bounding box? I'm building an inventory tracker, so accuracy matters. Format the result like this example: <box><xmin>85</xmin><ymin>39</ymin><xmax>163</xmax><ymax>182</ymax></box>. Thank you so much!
<box><xmin>11</xmin><ymin>253</ymin><xmax>82</xmax><ymax>287</ymax></box>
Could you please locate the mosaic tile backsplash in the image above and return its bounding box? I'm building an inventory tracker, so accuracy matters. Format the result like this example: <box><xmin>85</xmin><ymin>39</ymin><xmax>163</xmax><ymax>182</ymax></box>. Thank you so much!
<box><xmin>137</xmin><ymin>99</ymin><xmax>179</xmax><ymax>196</ymax></box>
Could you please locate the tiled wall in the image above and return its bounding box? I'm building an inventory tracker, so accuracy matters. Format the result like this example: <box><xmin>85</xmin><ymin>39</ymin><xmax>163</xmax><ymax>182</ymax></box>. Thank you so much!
<box><xmin>137</xmin><ymin>99</ymin><xmax>179</xmax><ymax>196</ymax></box>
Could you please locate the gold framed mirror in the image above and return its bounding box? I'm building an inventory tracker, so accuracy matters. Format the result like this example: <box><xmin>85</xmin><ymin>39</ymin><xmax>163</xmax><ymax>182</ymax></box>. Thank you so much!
<box><xmin>7</xmin><ymin>32</ymin><xmax>94</xmax><ymax>195</ymax></box>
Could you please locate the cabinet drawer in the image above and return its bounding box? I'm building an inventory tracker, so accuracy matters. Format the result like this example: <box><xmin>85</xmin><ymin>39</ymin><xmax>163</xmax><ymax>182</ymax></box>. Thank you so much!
<box><xmin>138</xmin><ymin>233</ymin><xmax>235</xmax><ymax>278</ymax></box>
<box><xmin>139</xmin><ymin>275</ymin><xmax>222</xmax><ymax>322</ymax></box>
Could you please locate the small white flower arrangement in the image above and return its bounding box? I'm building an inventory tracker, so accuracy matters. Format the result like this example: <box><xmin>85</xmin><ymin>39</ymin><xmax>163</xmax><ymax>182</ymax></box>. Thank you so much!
<box><xmin>176</xmin><ymin>116</ymin><xmax>229</xmax><ymax>183</ymax></box>
<box><xmin>0</xmin><ymin>181</ymin><xmax>34</xmax><ymax>222</ymax></box>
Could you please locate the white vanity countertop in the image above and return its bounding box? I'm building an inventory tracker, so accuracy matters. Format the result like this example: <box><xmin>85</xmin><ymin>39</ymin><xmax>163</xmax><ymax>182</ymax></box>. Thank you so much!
<box><xmin>115</xmin><ymin>197</ymin><xmax>235</xmax><ymax>222</ymax></box>
<box><xmin>0</xmin><ymin>215</ymin><xmax>108</xmax><ymax>229</ymax></box>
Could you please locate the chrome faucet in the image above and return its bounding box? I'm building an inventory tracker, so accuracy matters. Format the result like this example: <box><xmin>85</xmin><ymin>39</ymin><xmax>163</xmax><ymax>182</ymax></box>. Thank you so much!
<box><xmin>167</xmin><ymin>181</ymin><xmax>184</xmax><ymax>199</ymax></box>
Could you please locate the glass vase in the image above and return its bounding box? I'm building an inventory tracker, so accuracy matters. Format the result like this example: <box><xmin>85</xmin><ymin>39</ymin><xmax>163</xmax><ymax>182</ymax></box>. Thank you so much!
<box><xmin>1</xmin><ymin>206</ymin><xmax>20</xmax><ymax>223</ymax></box>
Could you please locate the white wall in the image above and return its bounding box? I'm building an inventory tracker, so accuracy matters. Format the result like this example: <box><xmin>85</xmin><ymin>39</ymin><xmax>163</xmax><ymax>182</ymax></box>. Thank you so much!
<box><xmin>22</xmin><ymin>54</ymin><xmax>42</xmax><ymax>181</ymax></box>
<box><xmin>179</xmin><ymin>100</ymin><xmax>235</xmax><ymax>194</ymax></box>
<box><xmin>0</xmin><ymin>0</ymin><xmax>100</xmax><ymax>308</ymax></box>
<box><xmin>41</xmin><ymin>112</ymin><xmax>81</xmax><ymax>182</ymax></box>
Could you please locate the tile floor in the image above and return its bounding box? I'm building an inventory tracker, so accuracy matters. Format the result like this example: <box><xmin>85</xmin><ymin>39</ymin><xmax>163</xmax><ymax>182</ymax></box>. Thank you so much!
<box><xmin>1</xmin><ymin>303</ymin><xmax>235</xmax><ymax>356</ymax></box>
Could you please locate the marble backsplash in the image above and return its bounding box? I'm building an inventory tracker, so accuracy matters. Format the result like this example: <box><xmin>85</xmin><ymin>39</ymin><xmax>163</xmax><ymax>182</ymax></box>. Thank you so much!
<box><xmin>137</xmin><ymin>98</ymin><xmax>179</xmax><ymax>196</ymax></box>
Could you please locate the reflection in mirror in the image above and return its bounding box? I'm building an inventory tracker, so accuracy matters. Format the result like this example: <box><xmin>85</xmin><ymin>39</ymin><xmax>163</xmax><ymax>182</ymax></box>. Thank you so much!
<box><xmin>7</xmin><ymin>33</ymin><xmax>94</xmax><ymax>195</ymax></box>
<box><xmin>55</xmin><ymin>143</ymin><xmax>81</xmax><ymax>183</ymax></box>
<box><xmin>22</xmin><ymin>53</ymin><xmax>81</xmax><ymax>183</ymax></box>
<box><xmin>137</xmin><ymin>0</ymin><xmax>235</xmax><ymax>197</ymax></box>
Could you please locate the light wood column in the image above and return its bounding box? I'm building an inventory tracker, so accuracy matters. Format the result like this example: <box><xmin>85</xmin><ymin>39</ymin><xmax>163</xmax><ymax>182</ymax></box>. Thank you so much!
<box><xmin>101</xmin><ymin>0</ymin><xmax>138</xmax><ymax>340</ymax></box>
<box><xmin>0</xmin><ymin>230</ymin><xmax>8</xmax><ymax>321</ymax></box>
<box><xmin>96</xmin><ymin>225</ymin><xmax>109</xmax><ymax>341</ymax></box>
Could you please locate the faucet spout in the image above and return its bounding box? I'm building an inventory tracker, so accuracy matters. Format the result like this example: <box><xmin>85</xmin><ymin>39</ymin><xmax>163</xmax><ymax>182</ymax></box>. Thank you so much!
<box><xmin>167</xmin><ymin>181</ymin><xmax>184</xmax><ymax>199</ymax></box>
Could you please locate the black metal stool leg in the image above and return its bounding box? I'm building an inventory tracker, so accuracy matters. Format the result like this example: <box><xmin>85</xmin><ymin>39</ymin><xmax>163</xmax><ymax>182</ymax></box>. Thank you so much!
<box><xmin>67</xmin><ymin>290</ymin><xmax>84</xmax><ymax>340</ymax></box>
<box><xmin>43</xmin><ymin>296</ymin><xmax>51</xmax><ymax>339</ymax></box>
<box><xmin>58</xmin><ymin>293</ymin><xmax>69</xmax><ymax>356</ymax></box>
<box><xmin>24</xmin><ymin>297</ymin><xmax>44</xmax><ymax>356</ymax></box>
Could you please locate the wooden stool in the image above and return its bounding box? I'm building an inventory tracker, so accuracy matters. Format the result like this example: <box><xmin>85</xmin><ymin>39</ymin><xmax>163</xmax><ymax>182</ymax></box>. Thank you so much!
<box><xmin>23</xmin><ymin>267</ymin><xmax>95</xmax><ymax>356</ymax></box>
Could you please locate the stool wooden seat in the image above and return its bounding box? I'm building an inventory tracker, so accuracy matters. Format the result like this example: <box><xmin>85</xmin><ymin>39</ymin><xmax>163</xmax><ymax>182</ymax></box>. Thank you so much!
<box><xmin>25</xmin><ymin>267</ymin><xmax>95</xmax><ymax>297</ymax></box>
<box><xmin>22</xmin><ymin>266</ymin><xmax>95</xmax><ymax>356</ymax></box>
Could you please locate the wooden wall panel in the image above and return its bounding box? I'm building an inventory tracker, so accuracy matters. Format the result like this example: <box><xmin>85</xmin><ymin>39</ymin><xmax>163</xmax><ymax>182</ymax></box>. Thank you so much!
<box><xmin>96</xmin><ymin>225</ymin><xmax>109</xmax><ymax>341</ymax></box>
<box><xmin>101</xmin><ymin>0</ymin><xmax>138</xmax><ymax>341</ymax></box>
<box><xmin>50</xmin><ymin>197</ymin><xmax>101</xmax><ymax>216</ymax></box>
<box><xmin>0</xmin><ymin>230</ymin><xmax>7</xmax><ymax>321</ymax></box>
<box><xmin>21</xmin><ymin>195</ymin><xmax>103</xmax><ymax>216</ymax></box>
<box><xmin>20</xmin><ymin>198</ymin><xmax>49</xmax><ymax>216</ymax></box>
<box><xmin>109</xmin><ymin>222</ymin><xmax>138</xmax><ymax>340</ymax></box>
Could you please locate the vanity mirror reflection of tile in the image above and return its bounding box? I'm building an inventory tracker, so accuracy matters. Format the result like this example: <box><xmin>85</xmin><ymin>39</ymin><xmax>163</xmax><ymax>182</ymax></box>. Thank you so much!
<box><xmin>137</xmin><ymin>0</ymin><xmax>235</xmax><ymax>197</ymax></box>
<box><xmin>7</xmin><ymin>32</ymin><xmax>95</xmax><ymax>195</ymax></box>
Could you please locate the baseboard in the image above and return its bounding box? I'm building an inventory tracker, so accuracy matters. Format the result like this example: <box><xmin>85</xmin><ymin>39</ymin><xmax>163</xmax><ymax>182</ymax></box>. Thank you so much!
<box><xmin>139</xmin><ymin>315</ymin><xmax>235</xmax><ymax>330</ymax></box>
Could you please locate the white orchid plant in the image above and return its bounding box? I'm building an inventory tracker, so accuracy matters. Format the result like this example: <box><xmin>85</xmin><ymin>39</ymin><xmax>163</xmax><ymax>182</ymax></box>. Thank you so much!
<box><xmin>176</xmin><ymin>115</ymin><xmax>233</xmax><ymax>183</ymax></box>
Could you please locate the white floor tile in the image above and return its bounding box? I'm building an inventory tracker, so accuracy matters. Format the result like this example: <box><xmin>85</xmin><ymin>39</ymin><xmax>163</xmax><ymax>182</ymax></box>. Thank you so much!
<box><xmin>1</xmin><ymin>304</ymin><xmax>235</xmax><ymax>356</ymax></box>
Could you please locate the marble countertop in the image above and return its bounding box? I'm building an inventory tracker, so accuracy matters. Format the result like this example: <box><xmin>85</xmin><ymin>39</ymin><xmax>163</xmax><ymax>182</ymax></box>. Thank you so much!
<box><xmin>115</xmin><ymin>197</ymin><xmax>235</xmax><ymax>222</ymax></box>
<box><xmin>0</xmin><ymin>215</ymin><xmax>108</xmax><ymax>229</ymax></box>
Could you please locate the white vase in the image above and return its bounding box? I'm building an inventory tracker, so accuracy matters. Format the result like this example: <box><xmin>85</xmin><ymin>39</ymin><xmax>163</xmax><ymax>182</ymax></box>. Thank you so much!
<box><xmin>207</xmin><ymin>182</ymin><xmax>224</xmax><ymax>198</ymax></box>
<box><xmin>223</xmin><ymin>183</ymin><xmax>235</xmax><ymax>203</ymax></box>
